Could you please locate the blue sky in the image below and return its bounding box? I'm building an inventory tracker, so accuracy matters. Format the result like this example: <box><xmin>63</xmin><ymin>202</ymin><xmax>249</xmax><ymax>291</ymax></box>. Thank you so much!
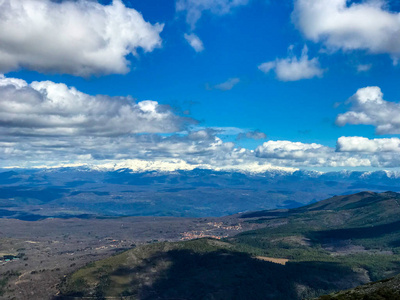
<box><xmin>1</xmin><ymin>0</ymin><xmax>400</xmax><ymax>172</ymax></box>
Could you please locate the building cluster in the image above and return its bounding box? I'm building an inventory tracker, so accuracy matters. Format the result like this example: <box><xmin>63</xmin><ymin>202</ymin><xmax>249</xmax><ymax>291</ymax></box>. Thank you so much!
<box><xmin>180</xmin><ymin>222</ymin><xmax>243</xmax><ymax>240</ymax></box>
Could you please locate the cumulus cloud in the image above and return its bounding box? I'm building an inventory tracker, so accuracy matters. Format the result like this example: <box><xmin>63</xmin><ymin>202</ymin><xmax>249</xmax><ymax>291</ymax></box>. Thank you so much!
<box><xmin>0</xmin><ymin>76</ymin><xmax>259</xmax><ymax>170</ymax></box>
<box><xmin>255</xmin><ymin>140</ymin><xmax>374</xmax><ymax>168</ymax></box>
<box><xmin>258</xmin><ymin>45</ymin><xmax>324</xmax><ymax>81</ymax></box>
<box><xmin>0</xmin><ymin>75</ymin><xmax>191</xmax><ymax>137</ymax></box>
<box><xmin>334</xmin><ymin>136</ymin><xmax>400</xmax><ymax>168</ymax></box>
<box><xmin>0</xmin><ymin>0</ymin><xmax>163</xmax><ymax>76</ymax></box>
<box><xmin>336</xmin><ymin>86</ymin><xmax>400</xmax><ymax>134</ymax></box>
<box><xmin>176</xmin><ymin>0</ymin><xmax>249</xmax><ymax>29</ymax></box>
<box><xmin>237</xmin><ymin>130</ymin><xmax>266</xmax><ymax>140</ymax></box>
<box><xmin>337</xmin><ymin>136</ymin><xmax>400</xmax><ymax>152</ymax></box>
<box><xmin>0</xmin><ymin>129</ymin><xmax>259</xmax><ymax>171</ymax></box>
<box><xmin>3</xmin><ymin>122</ymin><xmax>400</xmax><ymax>169</ymax></box>
<box><xmin>3</xmin><ymin>77</ymin><xmax>400</xmax><ymax>170</ymax></box>
<box><xmin>256</xmin><ymin>140</ymin><xmax>329</xmax><ymax>160</ymax></box>
<box><xmin>184</xmin><ymin>33</ymin><xmax>204</xmax><ymax>52</ymax></box>
<box><xmin>292</xmin><ymin>0</ymin><xmax>400</xmax><ymax>61</ymax></box>
<box><xmin>207</xmin><ymin>78</ymin><xmax>240</xmax><ymax>91</ymax></box>
<box><xmin>253</xmin><ymin>138</ymin><xmax>400</xmax><ymax>169</ymax></box>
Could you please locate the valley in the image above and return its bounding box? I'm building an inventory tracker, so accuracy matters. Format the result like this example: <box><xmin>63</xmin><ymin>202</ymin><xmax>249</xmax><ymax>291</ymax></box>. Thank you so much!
<box><xmin>2</xmin><ymin>168</ymin><xmax>400</xmax><ymax>299</ymax></box>
<box><xmin>0</xmin><ymin>214</ymin><xmax>261</xmax><ymax>299</ymax></box>
<box><xmin>2</xmin><ymin>190</ymin><xmax>398</xmax><ymax>299</ymax></box>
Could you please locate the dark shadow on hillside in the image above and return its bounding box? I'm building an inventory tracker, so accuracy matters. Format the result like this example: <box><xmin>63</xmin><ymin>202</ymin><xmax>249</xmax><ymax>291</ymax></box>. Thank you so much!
<box><xmin>390</xmin><ymin>240</ymin><xmax>400</xmax><ymax>248</ymax></box>
<box><xmin>142</xmin><ymin>251</ymin><xmax>363</xmax><ymax>300</ymax></box>
<box><xmin>308</xmin><ymin>220</ymin><xmax>400</xmax><ymax>242</ymax></box>
<box><xmin>72</xmin><ymin>249</ymin><xmax>365</xmax><ymax>300</ymax></box>
<box><xmin>0</xmin><ymin>186</ymin><xmax>68</xmax><ymax>203</ymax></box>
<box><xmin>240</xmin><ymin>210</ymin><xmax>290</xmax><ymax>219</ymax></box>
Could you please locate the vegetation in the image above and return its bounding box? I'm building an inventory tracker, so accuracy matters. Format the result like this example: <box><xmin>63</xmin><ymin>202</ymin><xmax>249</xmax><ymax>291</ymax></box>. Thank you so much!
<box><xmin>318</xmin><ymin>274</ymin><xmax>400</xmax><ymax>299</ymax></box>
<box><xmin>0</xmin><ymin>270</ymin><xmax>21</xmax><ymax>296</ymax></box>
<box><xmin>58</xmin><ymin>239</ymin><xmax>360</xmax><ymax>299</ymax></box>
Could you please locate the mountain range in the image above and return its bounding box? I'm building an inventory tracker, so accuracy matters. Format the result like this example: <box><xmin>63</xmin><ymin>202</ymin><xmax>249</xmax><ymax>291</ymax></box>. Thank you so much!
<box><xmin>2</xmin><ymin>168</ymin><xmax>400</xmax><ymax>220</ymax></box>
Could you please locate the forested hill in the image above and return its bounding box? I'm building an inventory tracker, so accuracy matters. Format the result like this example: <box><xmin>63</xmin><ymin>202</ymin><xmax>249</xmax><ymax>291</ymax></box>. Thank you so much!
<box><xmin>317</xmin><ymin>274</ymin><xmax>400</xmax><ymax>299</ymax></box>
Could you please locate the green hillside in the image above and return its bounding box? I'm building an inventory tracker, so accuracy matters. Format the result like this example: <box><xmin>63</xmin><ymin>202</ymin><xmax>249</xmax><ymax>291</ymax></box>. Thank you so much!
<box><xmin>56</xmin><ymin>191</ymin><xmax>400</xmax><ymax>299</ymax></box>
<box><xmin>317</xmin><ymin>274</ymin><xmax>400</xmax><ymax>299</ymax></box>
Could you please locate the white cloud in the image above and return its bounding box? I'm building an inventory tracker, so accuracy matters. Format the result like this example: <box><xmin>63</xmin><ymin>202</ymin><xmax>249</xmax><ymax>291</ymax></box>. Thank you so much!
<box><xmin>177</xmin><ymin>0</ymin><xmax>249</xmax><ymax>29</ymax></box>
<box><xmin>4</xmin><ymin>77</ymin><xmax>400</xmax><ymax>171</ymax></box>
<box><xmin>256</xmin><ymin>140</ymin><xmax>328</xmax><ymax>160</ymax></box>
<box><xmin>293</xmin><ymin>0</ymin><xmax>400</xmax><ymax>60</ymax></box>
<box><xmin>190</xmin><ymin>126</ymin><xmax>245</xmax><ymax>136</ymax></box>
<box><xmin>337</xmin><ymin>136</ymin><xmax>400</xmax><ymax>152</ymax></box>
<box><xmin>0</xmin><ymin>0</ymin><xmax>163</xmax><ymax>76</ymax></box>
<box><xmin>3</xmin><ymin>123</ymin><xmax>400</xmax><ymax>170</ymax></box>
<box><xmin>258</xmin><ymin>45</ymin><xmax>324</xmax><ymax>81</ymax></box>
<box><xmin>237</xmin><ymin>130</ymin><xmax>267</xmax><ymax>140</ymax></box>
<box><xmin>258</xmin><ymin>61</ymin><xmax>276</xmax><ymax>74</ymax></box>
<box><xmin>334</xmin><ymin>136</ymin><xmax>400</xmax><ymax>168</ymax></box>
<box><xmin>0</xmin><ymin>76</ymin><xmax>260</xmax><ymax>169</ymax></box>
<box><xmin>0</xmin><ymin>75</ymin><xmax>191</xmax><ymax>137</ymax></box>
<box><xmin>357</xmin><ymin>64</ymin><xmax>372</xmax><ymax>72</ymax></box>
<box><xmin>207</xmin><ymin>78</ymin><xmax>240</xmax><ymax>90</ymax></box>
<box><xmin>336</xmin><ymin>86</ymin><xmax>400</xmax><ymax>134</ymax></box>
<box><xmin>255</xmin><ymin>140</ymin><xmax>374</xmax><ymax>168</ymax></box>
<box><xmin>184</xmin><ymin>33</ymin><xmax>204</xmax><ymax>52</ymax></box>
<box><xmin>0</xmin><ymin>129</ymin><xmax>260</xmax><ymax>171</ymax></box>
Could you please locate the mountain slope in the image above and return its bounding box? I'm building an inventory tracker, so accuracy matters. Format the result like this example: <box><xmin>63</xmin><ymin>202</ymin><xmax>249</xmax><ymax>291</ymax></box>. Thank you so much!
<box><xmin>233</xmin><ymin>191</ymin><xmax>400</xmax><ymax>280</ymax></box>
<box><xmin>317</xmin><ymin>274</ymin><xmax>400</xmax><ymax>299</ymax></box>
<box><xmin>56</xmin><ymin>239</ymin><xmax>362</xmax><ymax>300</ymax></box>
